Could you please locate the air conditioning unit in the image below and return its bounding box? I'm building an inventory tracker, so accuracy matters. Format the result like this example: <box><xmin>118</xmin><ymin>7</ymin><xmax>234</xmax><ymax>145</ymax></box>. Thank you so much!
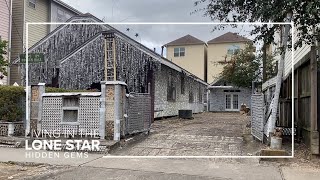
<box><xmin>178</xmin><ymin>109</ymin><xmax>193</xmax><ymax>119</ymax></box>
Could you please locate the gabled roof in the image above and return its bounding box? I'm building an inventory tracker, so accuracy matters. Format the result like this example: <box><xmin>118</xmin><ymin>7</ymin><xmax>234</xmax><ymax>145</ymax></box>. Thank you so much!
<box><xmin>164</xmin><ymin>34</ymin><xmax>205</xmax><ymax>46</ymax></box>
<box><xmin>52</xmin><ymin>0</ymin><xmax>82</xmax><ymax>15</ymax></box>
<box><xmin>15</xmin><ymin>14</ymin><xmax>208</xmax><ymax>86</ymax></box>
<box><xmin>207</xmin><ymin>32</ymin><xmax>251</xmax><ymax>44</ymax></box>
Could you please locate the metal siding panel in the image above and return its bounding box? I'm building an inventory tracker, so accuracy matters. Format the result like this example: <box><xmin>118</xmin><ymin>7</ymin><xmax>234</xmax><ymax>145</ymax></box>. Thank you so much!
<box><xmin>251</xmin><ymin>94</ymin><xmax>264</xmax><ymax>141</ymax></box>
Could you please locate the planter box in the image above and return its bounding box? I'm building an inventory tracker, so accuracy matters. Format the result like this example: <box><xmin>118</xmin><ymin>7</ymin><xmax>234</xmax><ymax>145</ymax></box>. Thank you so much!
<box><xmin>0</xmin><ymin>122</ymin><xmax>25</xmax><ymax>137</ymax></box>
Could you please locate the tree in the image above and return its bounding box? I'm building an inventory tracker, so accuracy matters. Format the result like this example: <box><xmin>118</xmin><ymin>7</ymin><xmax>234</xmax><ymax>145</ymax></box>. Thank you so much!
<box><xmin>0</xmin><ymin>38</ymin><xmax>8</xmax><ymax>76</ymax></box>
<box><xmin>194</xmin><ymin>0</ymin><xmax>320</xmax><ymax>49</ymax></box>
<box><xmin>220</xmin><ymin>43</ymin><xmax>276</xmax><ymax>88</ymax></box>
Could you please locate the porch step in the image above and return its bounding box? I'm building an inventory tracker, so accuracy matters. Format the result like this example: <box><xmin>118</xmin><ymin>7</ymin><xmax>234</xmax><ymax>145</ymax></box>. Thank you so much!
<box><xmin>0</xmin><ymin>137</ymin><xmax>119</xmax><ymax>153</ymax></box>
<box><xmin>0</xmin><ymin>136</ymin><xmax>25</xmax><ymax>148</ymax></box>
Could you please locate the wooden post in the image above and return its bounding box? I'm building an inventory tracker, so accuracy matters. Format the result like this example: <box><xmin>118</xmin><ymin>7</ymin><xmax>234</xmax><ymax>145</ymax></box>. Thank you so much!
<box><xmin>310</xmin><ymin>46</ymin><xmax>319</xmax><ymax>154</ymax></box>
<box><xmin>104</xmin><ymin>38</ymin><xmax>107</xmax><ymax>80</ymax></box>
<box><xmin>113</xmin><ymin>38</ymin><xmax>116</xmax><ymax>81</ymax></box>
<box><xmin>296</xmin><ymin>68</ymin><xmax>301</xmax><ymax>142</ymax></box>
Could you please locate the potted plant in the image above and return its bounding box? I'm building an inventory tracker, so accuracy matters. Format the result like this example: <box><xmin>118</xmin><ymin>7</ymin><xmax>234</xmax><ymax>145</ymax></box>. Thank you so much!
<box><xmin>270</xmin><ymin>127</ymin><xmax>283</xmax><ymax>149</ymax></box>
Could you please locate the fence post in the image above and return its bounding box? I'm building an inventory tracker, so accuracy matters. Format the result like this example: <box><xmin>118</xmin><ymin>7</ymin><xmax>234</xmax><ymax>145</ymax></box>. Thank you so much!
<box><xmin>105</xmin><ymin>81</ymin><xmax>126</xmax><ymax>141</ymax></box>
<box><xmin>25</xmin><ymin>86</ymin><xmax>31</xmax><ymax>137</ymax></box>
<box><xmin>310</xmin><ymin>46</ymin><xmax>319</xmax><ymax>155</ymax></box>
<box><xmin>29</xmin><ymin>83</ymin><xmax>45</xmax><ymax>137</ymax></box>
<box><xmin>100</xmin><ymin>81</ymin><xmax>106</xmax><ymax>139</ymax></box>
<box><xmin>37</xmin><ymin>83</ymin><xmax>45</xmax><ymax>132</ymax></box>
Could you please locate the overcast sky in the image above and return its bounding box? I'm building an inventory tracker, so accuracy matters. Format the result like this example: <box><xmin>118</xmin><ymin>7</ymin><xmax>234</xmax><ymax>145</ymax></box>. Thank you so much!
<box><xmin>61</xmin><ymin>0</ymin><xmax>258</xmax><ymax>55</ymax></box>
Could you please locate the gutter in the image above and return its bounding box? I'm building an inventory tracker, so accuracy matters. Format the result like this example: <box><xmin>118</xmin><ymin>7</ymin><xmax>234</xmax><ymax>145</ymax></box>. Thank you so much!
<box><xmin>208</xmin><ymin>86</ymin><xmax>233</xmax><ymax>89</ymax></box>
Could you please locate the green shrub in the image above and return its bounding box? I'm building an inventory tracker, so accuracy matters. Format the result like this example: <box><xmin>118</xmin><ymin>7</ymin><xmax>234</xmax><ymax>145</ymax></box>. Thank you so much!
<box><xmin>45</xmin><ymin>87</ymin><xmax>97</xmax><ymax>93</ymax></box>
<box><xmin>0</xmin><ymin>86</ymin><xmax>25</xmax><ymax>122</ymax></box>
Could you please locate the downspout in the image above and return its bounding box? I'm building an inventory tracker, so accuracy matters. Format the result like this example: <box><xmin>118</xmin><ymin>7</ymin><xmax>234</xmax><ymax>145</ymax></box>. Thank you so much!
<box><xmin>161</xmin><ymin>46</ymin><xmax>164</xmax><ymax>56</ymax></box>
<box><xmin>269</xmin><ymin>12</ymin><xmax>293</xmax><ymax>134</ymax></box>
<box><xmin>7</xmin><ymin>0</ymin><xmax>13</xmax><ymax>85</ymax></box>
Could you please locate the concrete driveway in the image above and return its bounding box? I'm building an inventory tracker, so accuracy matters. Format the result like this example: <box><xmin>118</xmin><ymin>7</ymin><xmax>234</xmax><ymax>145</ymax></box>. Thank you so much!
<box><xmin>111</xmin><ymin>112</ymin><xmax>262</xmax><ymax>156</ymax></box>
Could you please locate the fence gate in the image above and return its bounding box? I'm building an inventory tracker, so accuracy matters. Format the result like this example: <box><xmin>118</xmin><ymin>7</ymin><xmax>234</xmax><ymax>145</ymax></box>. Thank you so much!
<box><xmin>251</xmin><ymin>94</ymin><xmax>264</xmax><ymax>141</ymax></box>
<box><xmin>126</xmin><ymin>92</ymin><xmax>152</xmax><ymax>134</ymax></box>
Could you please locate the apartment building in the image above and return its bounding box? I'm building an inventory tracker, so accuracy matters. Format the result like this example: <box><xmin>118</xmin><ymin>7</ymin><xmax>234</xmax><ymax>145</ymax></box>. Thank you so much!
<box><xmin>9</xmin><ymin>0</ymin><xmax>81</xmax><ymax>85</ymax></box>
<box><xmin>164</xmin><ymin>35</ymin><xmax>207</xmax><ymax>81</ymax></box>
<box><xmin>206</xmin><ymin>32</ymin><xmax>251</xmax><ymax>83</ymax></box>
<box><xmin>0</xmin><ymin>0</ymin><xmax>12</xmax><ymax>85</ymax></box>
<box><xmin>164</xmin><ymin>32</ymin><xmax>251</xmax><ymax>84</ymax></box>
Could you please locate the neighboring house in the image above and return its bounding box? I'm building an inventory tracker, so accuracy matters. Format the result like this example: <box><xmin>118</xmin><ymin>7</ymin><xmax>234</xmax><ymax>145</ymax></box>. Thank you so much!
<box><xmin>164</xmin><ymin>35</ymin><xmax>207</xmax><ymax>81</ymax></box>
<box><xmin>208</xmin><ymin>77</ymin><xmax>251</xmax><ymax>112</ymax></box>
<box><xmin>207</xmin><ymin>32</ymin><xmax>251</xmax><ymax>83</ymax></box>
<box><xmin>9</xmin><ymin>0</ymin><xmax>81</xmax><ymax>85</ymax></box>
<box><xmin>13</xmin><ymin>14</ymin><xmax>207</xmax><ymax>119</ymax></box>
<box><xmin>261</xmin><ymin>26</ymin><xmax>320</xmax><ymax>155</ymax></box>
<box><xmin>0</xmin><ymin>0</ymin><xmax>12</xmax><ymax>85</ymax></box>
<box><xmin>49</xmin><ymin>0</ymin><xmax>82</xmax><ymax>31</ymax></box>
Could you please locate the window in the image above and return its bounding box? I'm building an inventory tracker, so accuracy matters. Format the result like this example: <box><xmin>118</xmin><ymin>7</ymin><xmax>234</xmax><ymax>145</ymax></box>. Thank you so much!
<box><xmin>61</xmin><ymin>97</ymin><xmax>79</xmax><ymax>124</ymax></box>
<box><xmin>233</xmin><ymin>94</ymin><xmax>239</xmax><ymax>109</ymax></box>
<box><xmin>167</xmin><ymin>72</ymin><xmax>176</xmax><ymax>101</ymax></box>
<box><xmin>28</xmin><ymin>0</ymin><xmax>36</xmax><ymax>9</ymax></box>
<box><xmin>63</xmin><ymin>110</ymin><xmax>78</xmax><ymax>123</ymax></box>
<box><xmin>181</xmin><ymin>75</ymin><xmax>185</xmax><ymax>94</ymax></box>
<box><xmin>189</xmin><ymin>90</ymin><xmax>194</xmax><ymax>103</ymax></box>
<box><xmin>225</xmin><ymin>94</ymin><xmax>232</xmax><ymax>109</ymax></box>
<box><xmin>225</xmin><ymin>94</ymin><xmax>239</xmax><ymax>110</ymax></box>
<box><xmin>174</xmin><ymin>47</ymin><xmax>185</xmax><ymax>57</ymax></box>
<box><xmin>227</xmin><ymin>45</ymin><xmax>240</xmax><ymax>55</ymax></box>
<box><xmin>198</xmin><ymin>85</ymin><xmax>202</xmax><ymax>103</ymax></box>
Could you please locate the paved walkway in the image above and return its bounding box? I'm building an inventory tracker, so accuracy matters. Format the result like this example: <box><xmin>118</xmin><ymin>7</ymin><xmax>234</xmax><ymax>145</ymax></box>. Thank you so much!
<box><xmin>0</xmin><ymin>112</ymin><xmax>319</xmax><ymax>179</ymax></box>
<box><xmin>112</xmin><ymin>112</ymin><xmax>261</xmax><ymax>156</ymax></box>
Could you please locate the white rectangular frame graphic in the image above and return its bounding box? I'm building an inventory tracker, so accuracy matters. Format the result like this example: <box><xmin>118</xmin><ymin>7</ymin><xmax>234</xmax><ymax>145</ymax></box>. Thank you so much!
<box><xmin>26</xmin><ymin>22</ymin><xmax>294</xmax><ymax>158</ymax></box>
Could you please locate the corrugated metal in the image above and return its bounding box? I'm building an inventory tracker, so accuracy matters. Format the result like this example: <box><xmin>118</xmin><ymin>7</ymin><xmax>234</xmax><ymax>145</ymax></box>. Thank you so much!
<box><xmin>251</xmin><ymin>94</ymin><xmax>264</xmax><ymax>141</ymax></box>
<box><xmin>126</xmin><ymin>92</ymin><xmax>152</xmax><ymax>134</ymax></box>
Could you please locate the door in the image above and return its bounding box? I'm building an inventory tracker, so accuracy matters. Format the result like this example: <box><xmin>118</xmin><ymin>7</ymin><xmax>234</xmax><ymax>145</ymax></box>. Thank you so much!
<box><xmin>225</xmin><ymin>94</ymin><xmax>239</xmax><ymax>111</ymax></box>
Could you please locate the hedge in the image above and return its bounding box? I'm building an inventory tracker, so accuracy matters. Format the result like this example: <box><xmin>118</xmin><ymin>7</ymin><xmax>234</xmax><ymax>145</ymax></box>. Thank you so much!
<box><xmin>0</xmin><ymin>86</ymin><xmax>25</xmax><ymax>122</ymax></box>
<box><xmin>45</xmin><ymin>87</ymin><xmax>98</xmax><ymax>93</ymax></box>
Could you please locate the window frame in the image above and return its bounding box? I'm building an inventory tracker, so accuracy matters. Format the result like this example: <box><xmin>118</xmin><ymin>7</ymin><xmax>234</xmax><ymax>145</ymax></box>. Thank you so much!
<box><xmin>189</xmin><ymin>90</ymin><xmax>194</xmax><ymax>103</ymax></box>
<box><xmin>181</xmin><ymin>75</ymin><xmax>185</xmax><ymax>94</ymax></box>
<box><xmin>28</xmin><ymin>0</ymin><xmax>36</xmax><ymax>9</ymax></box>
<box><xmin>167</xmin><ymin>72</ymin><xmax>176</xmax><ymax>102</ymax></box>
<box><xmin>227</xmin><ymin>45</ymin><xmax>240</xmax><ymax>55</ymax></box>
<box><xmin>173</xmin><ymin>47</ymin><xmax>185</xmax><ymax>57</ymax></box>
<box><xmin>198</xmin><ymin>85</ymin><xmax>202</xmax><ymax>103</ymax></box>
<box><xmin>60</xmin><ymin>96</ymin><xmax>80</xmax><ymax>125</ymax></box>
<box><xmin>225</xmin><ymin>93</ymin><xmax>239</xmax><ymax>111</ymax></box>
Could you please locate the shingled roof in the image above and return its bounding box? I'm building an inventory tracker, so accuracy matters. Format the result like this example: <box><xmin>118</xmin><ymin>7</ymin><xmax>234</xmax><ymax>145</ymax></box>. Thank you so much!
<box><xmin>164</xmin><ymin>34</ymin><xmax>205</xmax><ymax>46</ymax></box>
<box><xmin>207</xmin><ymin>32</ymin><xmax>251</xmax><ymax>44</ymax></box>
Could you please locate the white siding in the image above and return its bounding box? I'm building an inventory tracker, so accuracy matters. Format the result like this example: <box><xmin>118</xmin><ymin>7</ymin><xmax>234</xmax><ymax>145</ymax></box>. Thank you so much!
<box><xmin>10</xmin><ymin>0</ymin><xmax>24</xmax><ymax>85</ymax></box>
<box><xmin>0</xmin><ymin>0</ymin><xmax>11</xmax><ymax>85</ymax></box>
<box><xmin>25</xmin><ymin>0</ymin><xmax>50</xmax><ymax>48</ymax></box>
<box><xmin>283</xmin><ymin>26</ymin><xmax>311</xmax><ymax>78</ymax></box>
